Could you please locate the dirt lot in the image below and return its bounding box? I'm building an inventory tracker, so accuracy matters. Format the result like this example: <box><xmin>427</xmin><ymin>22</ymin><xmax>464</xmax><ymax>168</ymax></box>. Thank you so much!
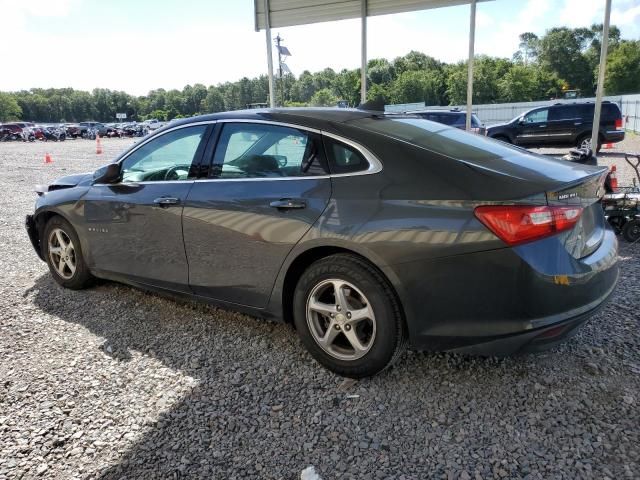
<box><xmin>0</xmin><ymin>136</ymin><xmax>638</xmax><ymax>480</ymax></box>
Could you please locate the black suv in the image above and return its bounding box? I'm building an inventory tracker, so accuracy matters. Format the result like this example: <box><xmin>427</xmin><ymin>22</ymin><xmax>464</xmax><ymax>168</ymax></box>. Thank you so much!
<box><xmin>486</xmin><ymin>101</ymin><xmax>624</xmax><ymax>152</ymax></box>
<box><xmin>410</xmin><ymin>109</ymin><xmax>485</xmax><ymax>134</ymax></box>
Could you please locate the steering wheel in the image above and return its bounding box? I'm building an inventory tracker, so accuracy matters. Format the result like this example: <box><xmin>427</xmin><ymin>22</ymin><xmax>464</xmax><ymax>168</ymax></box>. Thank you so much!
<box><xmin>277</xmin><ymin>156</ymin><xmax>288</xmax><ymax>167</ymax></box>
<box><xmin>164</xmin><ymin>165</ymin><xmax>188</xmax><ymax>181</ymax></box>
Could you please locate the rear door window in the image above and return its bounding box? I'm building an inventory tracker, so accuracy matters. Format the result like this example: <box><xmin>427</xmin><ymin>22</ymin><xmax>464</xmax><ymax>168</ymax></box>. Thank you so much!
<box><xmin>549</xmin><ymin>106</ymin><xmax>579</xmax><ymax>121</ymax></box>
<box><xmin>213</xmin><ymin>123</ymin><xmax>328</xmax><ymax>178</ymax></box>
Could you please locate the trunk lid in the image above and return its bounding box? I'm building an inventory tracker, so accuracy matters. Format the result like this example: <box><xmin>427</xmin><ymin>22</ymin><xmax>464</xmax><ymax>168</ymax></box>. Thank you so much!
<box><xmin>546</xmin><ymin>168</ymin><xmax>609</xmax><ymax>258</ymax></box>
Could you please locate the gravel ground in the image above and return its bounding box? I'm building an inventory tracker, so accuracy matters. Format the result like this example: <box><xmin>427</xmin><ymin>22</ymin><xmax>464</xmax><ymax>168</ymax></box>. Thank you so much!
<box><xmin>0</xmin><ymin>137</ymin><xmax>638</xmax><ymax>480</ymax></box>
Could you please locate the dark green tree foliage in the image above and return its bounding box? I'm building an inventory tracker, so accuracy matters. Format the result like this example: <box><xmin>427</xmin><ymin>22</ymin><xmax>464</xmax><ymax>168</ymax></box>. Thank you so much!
<box><xmin>1</xmin><ymin>24</ymin><xmax>637</xmax><ymax>122</ymax></box>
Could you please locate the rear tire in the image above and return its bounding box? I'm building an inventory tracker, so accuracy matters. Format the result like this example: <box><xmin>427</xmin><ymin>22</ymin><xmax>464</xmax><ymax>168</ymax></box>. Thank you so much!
<box><xmin>43</xmin><ymin>216</ymin><xmax>93</xmax><ymax>289</ymax></box>
<box><xmin>293</xmin><ymin>254</ymin><xmax>407</xmax><ymax>378</ymax></box>
<box><xmin>622</xmin><ymin>219</ymin><xmax>640</xmax><ymax>243</ymax></box>
<box><xmin>577</xmin><ymin>134</ymin><xmax>602</xmax><ymax>153</ymax></box>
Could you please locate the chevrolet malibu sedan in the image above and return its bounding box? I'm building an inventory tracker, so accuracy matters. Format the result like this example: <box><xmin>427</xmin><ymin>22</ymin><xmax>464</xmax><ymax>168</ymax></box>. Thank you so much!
<box><xmin>25</xmin><ymin>108</ymin><xmax>619</xmax><ymax>378</ymax></box>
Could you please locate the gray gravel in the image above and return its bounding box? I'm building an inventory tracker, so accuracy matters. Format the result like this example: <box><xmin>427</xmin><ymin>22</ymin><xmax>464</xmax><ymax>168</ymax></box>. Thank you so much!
<box><xmin>0</xmin><ymin>137</ymin><xmax>639</xmax><ymax>480</ymax></box>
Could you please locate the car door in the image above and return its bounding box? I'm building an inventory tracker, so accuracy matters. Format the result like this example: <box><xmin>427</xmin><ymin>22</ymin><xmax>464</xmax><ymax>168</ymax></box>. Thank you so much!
<box><xmin>546</xmin><ymin>105</ymin><xmax>580</xmax><ymax>146</ymax></box>
<box><xmin>182</xmin><ymin>121</ymin><xmax>331</xmax><ymax>308</ymax></box>
<box><xmin>514</xmin><ymin>108</ymin><xmax>549</xmax><ymax>147</ymax></box>
<box><xmin>82</xmin><ymin>124</ymin><xmax>211</xmax><ymax>291</ymax></box>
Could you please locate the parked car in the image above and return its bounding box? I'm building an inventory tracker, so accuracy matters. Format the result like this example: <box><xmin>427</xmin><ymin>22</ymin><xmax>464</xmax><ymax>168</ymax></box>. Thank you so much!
<box><xmin>25</xmin><ymin>108</ymin><xmax>619</xmax><ymax>377</ymax></box>
<box><xmin>0</xmin><ymin>123</ymin><xmax>24</xmax><ymax>141</ymax></box>
<box><xmin>409</xmin><ymin>109</ymin><xmax>485</xmax><ymax>134</ymax></box>
<box><xmin>486</xmin><ymin>101</ymin><xmax>625</xmax><ymax>152</ymax></box>
<box><xmin>64</xmin><ymin>124</ymin><xmax>82</xmax><ymax>139</ymax></box>
<box><xmin>78</xmin><ymin>122</ymin><xmax>107</xmax><ymax>138</ymax></box>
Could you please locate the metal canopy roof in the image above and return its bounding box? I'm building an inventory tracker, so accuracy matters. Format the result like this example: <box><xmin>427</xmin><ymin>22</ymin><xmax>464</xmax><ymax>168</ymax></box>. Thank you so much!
<box><xmin>253</xmin><ymin>0</ymin><xmax>612</xmax><ymax>154</ymax></box>
<box><xmin>254</xmin><ymin>0</ymin><xmax>489</xmax><ymax>31</ymax></box>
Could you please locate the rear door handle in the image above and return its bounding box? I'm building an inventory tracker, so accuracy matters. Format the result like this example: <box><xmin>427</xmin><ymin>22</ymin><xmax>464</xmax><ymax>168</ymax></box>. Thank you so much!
<box><xmin>153</xmin><ymin>197</ymin><xmax>180</xmax><ymax>207</ymax></box>
<box><xmin>269</xmin><ymin>199</ymin><xmax>307</xmax><ymax>210</ymax></box>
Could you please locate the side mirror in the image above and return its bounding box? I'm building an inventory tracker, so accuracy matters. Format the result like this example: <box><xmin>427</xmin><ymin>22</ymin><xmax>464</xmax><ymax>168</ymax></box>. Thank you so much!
<box><xmin>93</xmin><ymin>163</ymin><xmax>121</xmax><ymax>184</ymax></box>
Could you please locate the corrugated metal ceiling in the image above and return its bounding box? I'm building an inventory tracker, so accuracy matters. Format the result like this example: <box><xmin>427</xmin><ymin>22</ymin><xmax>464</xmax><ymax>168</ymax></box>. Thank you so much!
<box><xmin>254</xmin><ymin>0</ymin><xmax>489</xmax><ymax>31</ymax></box>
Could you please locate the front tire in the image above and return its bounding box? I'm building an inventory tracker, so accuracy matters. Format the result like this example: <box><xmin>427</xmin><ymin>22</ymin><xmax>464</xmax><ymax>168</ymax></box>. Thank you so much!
<box><xmin>43</xmin><ymin>216</ymin><xmax>93</xmax><ymax>289</ymax></box>
<box><xmin>293</xmin><ymin>254</ymin><xmax>407</xmax><ymax>378</ymax></box>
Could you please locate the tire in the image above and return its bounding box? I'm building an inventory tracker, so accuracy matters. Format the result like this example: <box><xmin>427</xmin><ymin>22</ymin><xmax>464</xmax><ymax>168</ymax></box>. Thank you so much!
<box><xmin>293</xmin><ymin>254</ymin><xmax>407</xmax><ymax>378</ymax></box>
<box><xmin>622</xmin><ymin>219</ymin><xmax>640</xmax><ymax>243</ymax></box>
<box><xmin>576</xmin><ymin>134</ymin><xmax>601</xmax><ymax>153</ymax></box>
<box><xmin>43</xmin><ymin>216</ymin><xmax>93</xmax><ymax>289</ymax></box>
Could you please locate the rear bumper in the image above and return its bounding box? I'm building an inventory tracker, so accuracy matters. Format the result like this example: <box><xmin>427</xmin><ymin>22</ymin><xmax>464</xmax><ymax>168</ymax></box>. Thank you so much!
<box><xmin>603</xmin><ymin>130</ymin><xmax>625</xmax><ymax>143</ymax></box>
<box><xmin>442</xmin><ymin>274</ymin><xmax>616</xmax><ymax>356</ymax></box>
<box><xmin>395</xmin><ymin>228</ymin><xmax>619</xmax><ymax>354</ymax></box>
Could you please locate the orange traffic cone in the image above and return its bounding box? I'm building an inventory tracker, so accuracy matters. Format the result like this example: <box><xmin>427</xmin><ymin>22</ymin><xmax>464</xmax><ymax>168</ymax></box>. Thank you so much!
<box><xmin>610</xmin><ymin>165</ymin><xmax>618</xmax><ymax>190</ymax></box>
<box><xmin>96</xmin><ymin>135</ymin><xmax>103</xmax><ymax>155</ymax></box>
<box><xmin>44</xmin><ymin>153</ymin><xmax>52</xmax><ymax>164</ymax></box>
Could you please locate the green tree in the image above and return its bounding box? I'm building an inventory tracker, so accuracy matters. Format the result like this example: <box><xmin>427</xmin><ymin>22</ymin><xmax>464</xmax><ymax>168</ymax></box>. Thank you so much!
<box><xmin>538</xmin><ymin>27</ymin><xmax>594</xmax><ymax>94</ymax></box>
<box><xmin>605</xmin><ymin>40</ymin><xmax>640</xmax><ymax>94</ymax></box>
<box><xmin>367</xmin><ymin>58</ymin><xmax>395</xmax><ymax>85</ymax></box>
<box><xmin>390</xmin><ymin>70</ymin><xmax>445</xmax><ymax>105</ymax></box>
<box><xmin>513</xmin><ymin>32</ymin><xmax>539</xmax><ymax>65</ymax></box>
<box><xmin>203</xmin><ymin>88</ymin><xmax>225</xmax><ymax>112</ymax></box>
<box><xmin>0</xmin><ymin>92</ymin><xmax>22</xmax><ymax>121</ymax></box>
<box><xmin>310</xmin><ymin>88</ymin><xmax>337</xmax><ymax>107</ymax></box>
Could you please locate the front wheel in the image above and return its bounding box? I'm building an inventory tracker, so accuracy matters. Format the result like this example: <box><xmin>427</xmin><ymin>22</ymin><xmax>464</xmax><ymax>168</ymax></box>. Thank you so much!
<box><xmin>622</xmin><ymin>219</ymin><xmax>640</xmax><ymax>243</ymax></box>
<box><xmin>43</xmin><ymin>216</ymin><xmax>93</xmax><ymax>289</ymax></box>
<box><xmin>293</xmin><ymin>254</ymin><xmax>406</xmax><ymax>378</ymax></box>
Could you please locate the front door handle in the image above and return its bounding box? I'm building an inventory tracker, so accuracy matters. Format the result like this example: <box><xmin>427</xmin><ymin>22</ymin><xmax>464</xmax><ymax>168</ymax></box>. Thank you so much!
<box><xmin>153</xmin><ymin>197</ymin><xmax>180</xmax><ymax>207</ymax></box>
<box><xmin>269</xmin><ymin>199</ymin><xmax>307</xmax><ymax>210</ymax></box>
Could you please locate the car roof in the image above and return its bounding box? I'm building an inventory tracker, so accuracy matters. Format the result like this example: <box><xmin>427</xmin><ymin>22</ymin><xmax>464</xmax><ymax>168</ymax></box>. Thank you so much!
<box><xmin>163</xmin><ymin>108</ymin><xmax>396</xmax><ymax>133</ymax></box>
<box><xmin>410</xmin><ymin>110</ymin><xmax>466</xmax><ymax>115</ymax></box>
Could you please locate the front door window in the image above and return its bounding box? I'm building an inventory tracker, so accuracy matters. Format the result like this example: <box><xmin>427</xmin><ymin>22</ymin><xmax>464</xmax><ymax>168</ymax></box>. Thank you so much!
<box><xmin>120</xmin><ymin>125</ymin><xmax>207</xmax><ymax>182</ymax></box>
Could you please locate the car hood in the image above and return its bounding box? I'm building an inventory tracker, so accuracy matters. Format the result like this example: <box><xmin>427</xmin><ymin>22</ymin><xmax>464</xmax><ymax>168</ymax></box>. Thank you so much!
<box><xmin>486</xmin><ymin>122</ymin><xmax>511</xmax><ymax>130</ymax></box>
<box><xmin>36</xmin><ymin>172</ymin><xmax>93</xmax><ymax>195</ymax></box>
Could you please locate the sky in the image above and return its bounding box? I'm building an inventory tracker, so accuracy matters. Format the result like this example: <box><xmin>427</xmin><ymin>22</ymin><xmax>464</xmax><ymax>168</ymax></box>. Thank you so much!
<box><xmin>1</xmin><ymin>0</ymin><xmax>639</xmax><ymax>96</ymax></box>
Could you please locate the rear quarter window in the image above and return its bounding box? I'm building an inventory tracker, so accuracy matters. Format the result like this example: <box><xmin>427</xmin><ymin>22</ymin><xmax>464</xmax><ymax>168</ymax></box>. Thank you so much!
<box><xmin>323</xmin><ymin>137</ymin><xmax>370</xmax><ymax>174</ymax></box>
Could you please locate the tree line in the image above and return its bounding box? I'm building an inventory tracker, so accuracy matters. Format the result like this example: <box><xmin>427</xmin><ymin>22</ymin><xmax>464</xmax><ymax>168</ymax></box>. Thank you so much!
<box><xmin>0</xmin><ymin>24</ymin><xmax>638</xmax><ymax>123</ymax></box>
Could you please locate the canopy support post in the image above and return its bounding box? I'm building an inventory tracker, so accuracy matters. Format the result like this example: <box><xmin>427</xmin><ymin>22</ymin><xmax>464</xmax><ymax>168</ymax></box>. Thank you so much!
<box><xmin>465</xmin><ymin>0</ymin><xmax>476</xmax><ymax>131</ymax></box>
<box><xmin>591</xmin><ymin>0</ymin><xmax>612</xmax><ymax>154</ymax></box>
<box><xmin>264</xmin><ymin>0</ymin><xmax>276</xmax><ymax>108</ymax></box>
<box><xmin>360</xmin><ymin>0</ymin><xmax>367</xmax><ymax>105</ymax></box>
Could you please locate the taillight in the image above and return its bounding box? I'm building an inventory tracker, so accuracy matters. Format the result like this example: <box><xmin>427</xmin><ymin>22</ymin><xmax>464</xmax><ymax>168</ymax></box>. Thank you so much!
<box><xmin>474</xmin><ymin>205</ymin><xmax>583</xmax><ymax>246</ymax></box>
<box><xmin>615</xmin><ymin>118</ymin><xmax>622</xmax><ymax>130</ymax></box>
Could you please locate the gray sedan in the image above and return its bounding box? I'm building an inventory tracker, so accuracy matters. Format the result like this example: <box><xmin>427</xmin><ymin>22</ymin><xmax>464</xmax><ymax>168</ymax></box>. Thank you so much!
<box><xmin>26</xmin><ymin>108</ymin><xmax>618</xmax><ymax>377</ymax></box>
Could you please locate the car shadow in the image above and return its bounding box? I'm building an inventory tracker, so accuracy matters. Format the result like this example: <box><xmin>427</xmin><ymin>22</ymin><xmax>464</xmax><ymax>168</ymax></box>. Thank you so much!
<box><xmin>23</xmin><ymin>273</ymin><xmax>601</xmax><ymax>479</ymax></box>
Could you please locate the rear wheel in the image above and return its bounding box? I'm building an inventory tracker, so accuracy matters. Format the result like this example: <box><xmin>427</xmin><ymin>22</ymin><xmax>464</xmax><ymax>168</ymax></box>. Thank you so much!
<box><xmin>43</xmin><ymin>216</ymin><xmax>93</xmax><ymax>289</ymax></box>
<box><xmin>622</xmin><ymin>219</ymin><xmax>640</xmax><ymax>243</ymax></box>
<box><xmin>577</xmin><ymin>134</ymin><xmax>602</xmax><ymax>153</ymax></box>
<box><xmin>293</xmin><ymin>254</ymin><xmax>406</xmax><ymax>378</ymax></box>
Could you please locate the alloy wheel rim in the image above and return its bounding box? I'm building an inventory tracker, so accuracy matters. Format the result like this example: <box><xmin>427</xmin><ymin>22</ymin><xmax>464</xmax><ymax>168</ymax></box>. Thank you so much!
<box><xmin>581</xmin><ymin>138</ymin><xmax>592</xmax><ymax>149</ymax></box>
<box><xmin>48</xmin><ymin>228</ymin><xmax>76</xmax><ymax>279</ymax></box>
<box><xmin>306</xmin><ymin>278</ymin><xmax>376</xmax><ymax>361</ymax></box>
